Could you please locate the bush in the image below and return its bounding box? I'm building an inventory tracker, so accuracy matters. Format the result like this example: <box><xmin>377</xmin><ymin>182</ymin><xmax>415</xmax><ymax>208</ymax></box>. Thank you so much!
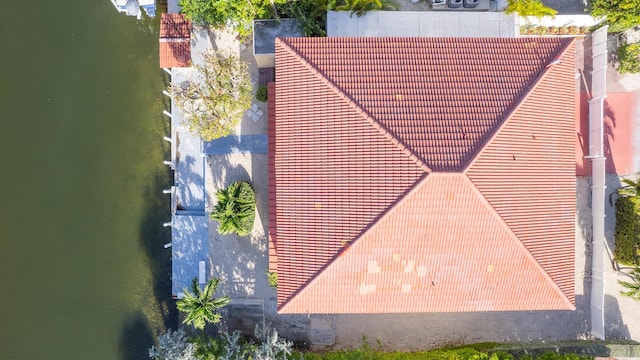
<box><xmin>505</xmin><ymin>0</ymin><xmax>557</xmax><ymax>18</ymax></box>
<box><xmin>266</xmin><ymin>271</ymin><xmax>278</xmax><ymax>288</ymax></box>
<box><xmin>614</xmin><ymin>196</ymin><xmax>640</xmax><ymax>265</ymax></box>
<box><xmin>211</xmin><ymin>181</ymin><xmax>256</xmax><ymax>236</ymax></box>
<box><xmin>195</xmin><ymin>324</ymin><xmax>293</xmax><ymax>360</ymax></box>
<box><xmin>256</xmin><ymin>85</ymin><xmax>268</xmax><ymax>102</ymax></box>
<box><xmin>618</xmin><ymin>42</ymin><xmax>640</xmax><ymax>74</ymax></box>
<box><xmin>276</xmin><ymin>0</ymin><xmax>328</xmax><ymax>37</ymax></box>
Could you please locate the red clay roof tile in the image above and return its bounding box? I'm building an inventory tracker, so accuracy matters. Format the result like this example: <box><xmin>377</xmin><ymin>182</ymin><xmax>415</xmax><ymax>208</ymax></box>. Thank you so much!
<box><xmin>160</xmin><ymin>13</ymin><xmax>191</xmax><ymax>39</ymax></box>
<box><xmin>159</xmin><ymin>14</ymin><xmax>191</xmax><ymax>68</ymax></box>
<box><xmin>270</xmin><ymin>37</ymin><xmax>576</xmax><ymax>314</ymax></box>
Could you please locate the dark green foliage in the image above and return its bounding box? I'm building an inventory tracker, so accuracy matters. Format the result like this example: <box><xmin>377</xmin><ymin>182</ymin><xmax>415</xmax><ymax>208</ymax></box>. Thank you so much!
<box><xmin>618</xmin><ymin>43</ymin><xmax>640</xmax><ymax>74</ymax></box>
<box><xmin>211</xmin><ymin>181</ymin><xmax>256</xmax><ymax>236</ymax></box>
<box><xmin>303</xmin><ymin>348</ymin><xmax>592</xmax><ymax>360</ymax></box>
<box><xmin>276</xmin><ymin>0</ymin><xmax>328</xmax><ymax>36</ymax></box>
<box><xmin>590</xmin><ymin>0</ymin><xmax>640</xmax><ymax>33</ymax></box>
<box><xmin>614</xmin><ymin>196</ymin><xmax>640</xmax><ymax>265</ymax></box>
<box><xmin>619</xmin><ymin>266</ymin><xmax>640</xmax><ymax>300</ymax></box>
<box><xmin>256</xmin><ymin>85</ymin><xmax>268</xmax><ymax>102</ymax></box>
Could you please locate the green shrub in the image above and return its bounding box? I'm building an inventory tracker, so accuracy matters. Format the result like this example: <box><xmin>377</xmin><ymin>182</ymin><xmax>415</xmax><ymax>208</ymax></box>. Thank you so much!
<box><xmin>505</xmin><ymin>0</ymin><xmax>557</xmax><ymax>18</ymax></box>
<box><xmin>276</xmin><ymin>0</ymin><xmax>328</xmax><ymax>37</ymax></box>
<box><xmin>615</xmin><ymin>196</ymin><xmax>640</xmax><ymax>265</ymax></box>
<box><xmin>256</xmin><ymin>85</ymin><xmax>268</xmax><ymax>102</ymax></box>
<box><xmin>211</xmin><ymin>181</ymin><xmax>256</xmax><ymax>236</ymax></box>
<box><xmin>266</xmin><ymin>271</ymin><xmax>278</xmax><ymax>288</ymax></box>
<box><xmin>178</xmin><ymin>0</ymin><xmax>287</xmax><ymax>37</ymax></box>
<box><xmin>618</xmin><ymin>42</ymin><xmax>640</xmax><ymax>74</ymax></box>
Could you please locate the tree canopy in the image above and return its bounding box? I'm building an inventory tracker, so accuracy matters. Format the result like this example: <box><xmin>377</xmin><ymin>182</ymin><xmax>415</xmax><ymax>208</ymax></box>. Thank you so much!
<box><xmin>178</xmin><ymin>0</ymin><xmax>285</xmax><ymax>37</ymax></box>
<box><xmin>591</xmin><ymin>0</ymin><xmax>640</xmax><ymax>33</ymax></box>
<box><xmin>169</xmin><ymin>51</ymin><xmax>252</xmax><ymax>141</ymax></box>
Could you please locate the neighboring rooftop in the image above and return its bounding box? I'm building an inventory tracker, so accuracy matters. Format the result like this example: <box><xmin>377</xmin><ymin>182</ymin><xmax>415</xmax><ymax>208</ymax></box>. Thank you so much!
<box><xmin>159</xmin><ymin>13</ymin><xmax>191</xmax><ymax>68</ymax></box>
<box><xmin>270</xmin><ymin>37</ymin><xmax>577</xmax><ymax>314</ymax></box>
<box><xmin>253</xmin><ymin>19</ymin><xmax>303</xmax><ymax>68</ymax></box>
<box><xmin>327</xmin><ymin>10</ymin><xmax>517</xmax><ymax>37</ymax></box>
<box><xmin>254</xmin><ymin>19</ymin><xmax>303</xmax><ymax>54</ymax></box>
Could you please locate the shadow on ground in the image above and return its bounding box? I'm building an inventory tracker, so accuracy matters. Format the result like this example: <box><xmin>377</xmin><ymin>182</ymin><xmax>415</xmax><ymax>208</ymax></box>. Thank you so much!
<box><xmin>119</xmin><ymin>312</ymin><xmax>155</xmax><ymax>360</ymax></box>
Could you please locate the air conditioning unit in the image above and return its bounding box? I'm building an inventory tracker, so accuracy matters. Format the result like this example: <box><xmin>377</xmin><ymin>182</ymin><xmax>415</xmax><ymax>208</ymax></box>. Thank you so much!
<box><xmin>448</xmin><ymin>0</ymin><xmax>463</xmax><ymax>8</ymax></box>
<box><xmin>463</xmin><ymin>0</ymin><xmax>479</xmax><ymax>8</ymax></box>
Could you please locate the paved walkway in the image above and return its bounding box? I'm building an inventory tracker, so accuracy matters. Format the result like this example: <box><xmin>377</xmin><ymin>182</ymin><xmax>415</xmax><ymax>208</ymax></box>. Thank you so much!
<box><xmin>204</xmin><ymin>135</ymin><xmax>268</xmax><ymax>155</ymax></box>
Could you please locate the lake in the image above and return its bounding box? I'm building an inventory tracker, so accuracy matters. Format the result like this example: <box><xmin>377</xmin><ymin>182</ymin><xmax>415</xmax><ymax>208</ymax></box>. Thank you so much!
<box><xmin>0</xmin><ymin>1</ymin><xmax>175</xmax><ymax>359</ymax></box>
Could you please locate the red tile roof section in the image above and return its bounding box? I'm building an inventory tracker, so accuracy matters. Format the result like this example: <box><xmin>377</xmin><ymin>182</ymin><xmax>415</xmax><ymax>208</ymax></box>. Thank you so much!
<box><xmin>160</xmin><ymin>13</ymin><xmax>191</xmax><ymax>38</ymax></box>
<box><xmin>280</xmin><ymin>174</ymin><xmax>573</xmax><ymax>314</ymax></box>
<box><xmin>466</xmin><ymin>41</ymin><xmax>577</xmax><ymax>303</ymax></box>
<box><xmin>280</xmin><ymin>37</ymin><xmax>570</xmax><ymax>171</ymax></box>
<box><xmin>271</xmin><ymin>37</ymin><xmax>576</xmax><ymax>313</ymax></box>
<box><xmin>267</xmin><ymin>81</ymin><xmax>278</xmax><ymax>274</ymax></box>
<box><xmin>273</xmin><ymin>40</ymin><xmax>426</xmax><ymax>307</ymax></box>
<box><xmin>159</xmin><ymin>13</ymin><xmax>191</xmax><ymax>68</ymax></box>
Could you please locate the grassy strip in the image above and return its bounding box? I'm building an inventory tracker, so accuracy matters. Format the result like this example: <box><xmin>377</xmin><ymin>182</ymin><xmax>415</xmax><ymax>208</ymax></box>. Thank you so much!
<box><xmin>298</xmin><ymin>343</ymin><xmax>594</xmax><ymax>360</ymax></box>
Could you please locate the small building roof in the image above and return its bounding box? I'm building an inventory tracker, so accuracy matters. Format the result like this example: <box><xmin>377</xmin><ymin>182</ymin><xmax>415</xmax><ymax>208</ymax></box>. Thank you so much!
<box><xmin>253</xmin><ymin>19</ymin><xmax>303</xmax><ymax>55</ymax></box>
<box><xmin>159</xmin><ymin>13</ymin><xmax>191</xmax><ymax>68</ymax></box>
<box><xmin>270</xmin><ymin>37</ymin><xmax>577</xmax><ymax>314</ymax></box>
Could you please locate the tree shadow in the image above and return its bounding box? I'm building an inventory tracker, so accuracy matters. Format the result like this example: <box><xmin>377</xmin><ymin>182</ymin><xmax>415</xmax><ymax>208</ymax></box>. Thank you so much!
<box><xmin>605</xmin><ymin>294</ymin><xmax>633</xmax><ymax>339</ymax></box>
<box><xmin>118</xmin><ymin>312</ymin><xmax>155</xmax><ymax>360</ymax></box>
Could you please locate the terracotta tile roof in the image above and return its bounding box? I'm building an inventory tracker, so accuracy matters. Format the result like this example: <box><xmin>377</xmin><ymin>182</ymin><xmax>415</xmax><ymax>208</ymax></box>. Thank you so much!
<box><xmin>270</xmin><ymin>37</ymin><xmax>576</xmax><ymax>314</ymax></box>
<box><xmin>280</xmin><ymin>37</ymin><xmax>570</xmax><ymax>171</ymax></box>
<box><xmin>160</xmin><ymin>13</ymin><xmax>191</xmax><ymax>38</ymax></box>
<box><xmin>280</xmin><ymin>174</ymin><xmax>572</xmax><ymax>314</ymax></box>
<box><xmin>159</xmin><ymin>13</ymin><xmax>191</xmax><ymax>68</ymax></box>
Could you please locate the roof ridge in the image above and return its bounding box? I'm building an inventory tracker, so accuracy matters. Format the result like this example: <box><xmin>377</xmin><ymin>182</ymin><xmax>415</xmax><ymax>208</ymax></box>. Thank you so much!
<box><xmin>463</xmin><ymin>38</ymin><xmax>576</xmax><ymax>172</ymax></box>
<box><xmin>281</xmin><ymin>173</ymin><xmax>574</xmax><ymax>313</ymax></box>
<box><xmin>278</xmin><ymin>172</ymin><xmax>430</xmax><ymax>313</ymax></box>
<box><xmin>276</xmin><ymin>38</ymin><xmax>431</xmax><ymax>173</ymax></box>
<box><xmin>461</xmin><ymin>174</ymin><xmax>574</xmax><ymax>309</ymax></box>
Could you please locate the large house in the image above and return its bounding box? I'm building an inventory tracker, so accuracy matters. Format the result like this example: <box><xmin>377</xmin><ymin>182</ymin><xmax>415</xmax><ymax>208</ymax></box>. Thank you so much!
<box><xmin>268</xmin><ymin>37</ymin><xmax>577</xmax><ymax>314</ymax></box>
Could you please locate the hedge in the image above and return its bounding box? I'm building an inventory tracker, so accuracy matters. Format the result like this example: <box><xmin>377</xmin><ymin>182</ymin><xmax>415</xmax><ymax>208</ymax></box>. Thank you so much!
<box><xmin>615</xmin><ymin>196</ymin><xmax>640</xmax><ymax>265</ymax></box>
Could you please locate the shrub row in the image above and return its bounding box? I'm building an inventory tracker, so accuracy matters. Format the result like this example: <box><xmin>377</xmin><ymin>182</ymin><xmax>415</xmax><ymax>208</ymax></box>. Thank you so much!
<box><xmin>301</xmin><ymin>344</ymin><xmax>593</xmax><ymax>360</ymax></box>
<box><xmin>615</xmin><ymin>196</ymin><xmax>640</xmax><ymax>265</ymax></box>
<box><xmin>617</xmin><ymin>42</ymin><xmax>640</xmax><ymax>74</ymax></box>
<box><xmin>519</xmin><ymin>25</ymin><xmax>590</xmax><ymax>35</ymax></box>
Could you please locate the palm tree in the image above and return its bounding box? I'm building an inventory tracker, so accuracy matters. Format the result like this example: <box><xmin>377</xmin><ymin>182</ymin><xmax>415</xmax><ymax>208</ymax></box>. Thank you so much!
<box><xmin>505</xmin><ymin>0</ymin><xmax>557</xmax><ymax>19</ymax></box>
<box><xmin>619</xmin><ymin>266</ymin><xmax>640</xmax><ymax>301</ymax></box>
<box><xmin>211</xmin><ymin>181</ymin><xmax>256</xmax><ymax>236</ymax></box>
<box><xmin>618</xmin><ymin>177</ymin><xmax>640</xmax><ymax>198</ymax></box>
<box><xmin>177</xmin><ymin>278</ymin><xmax>231</xmax><ymax>330</ymax></box>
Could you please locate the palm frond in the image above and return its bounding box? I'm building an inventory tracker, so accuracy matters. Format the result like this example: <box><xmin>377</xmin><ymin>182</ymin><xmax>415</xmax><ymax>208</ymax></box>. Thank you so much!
<box><xmin>176</xmin><ymin>277</ymin><xmax>230</xmax><ymax>329</ymax></box>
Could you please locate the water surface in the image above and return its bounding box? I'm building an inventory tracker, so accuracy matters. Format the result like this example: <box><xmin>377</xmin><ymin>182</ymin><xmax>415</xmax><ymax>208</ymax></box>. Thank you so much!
<box><xmin>0</xmin><ymin>1</ymin><xmax>174</xmax><ymax>359</ymax></box>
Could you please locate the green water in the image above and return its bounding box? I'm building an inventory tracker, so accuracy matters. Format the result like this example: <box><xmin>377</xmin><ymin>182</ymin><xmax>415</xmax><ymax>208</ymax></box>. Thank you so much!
<box><xmin>0</xmin><ymin>1</ymin><xmax>175</xmax><ymax>359</ymax></box>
